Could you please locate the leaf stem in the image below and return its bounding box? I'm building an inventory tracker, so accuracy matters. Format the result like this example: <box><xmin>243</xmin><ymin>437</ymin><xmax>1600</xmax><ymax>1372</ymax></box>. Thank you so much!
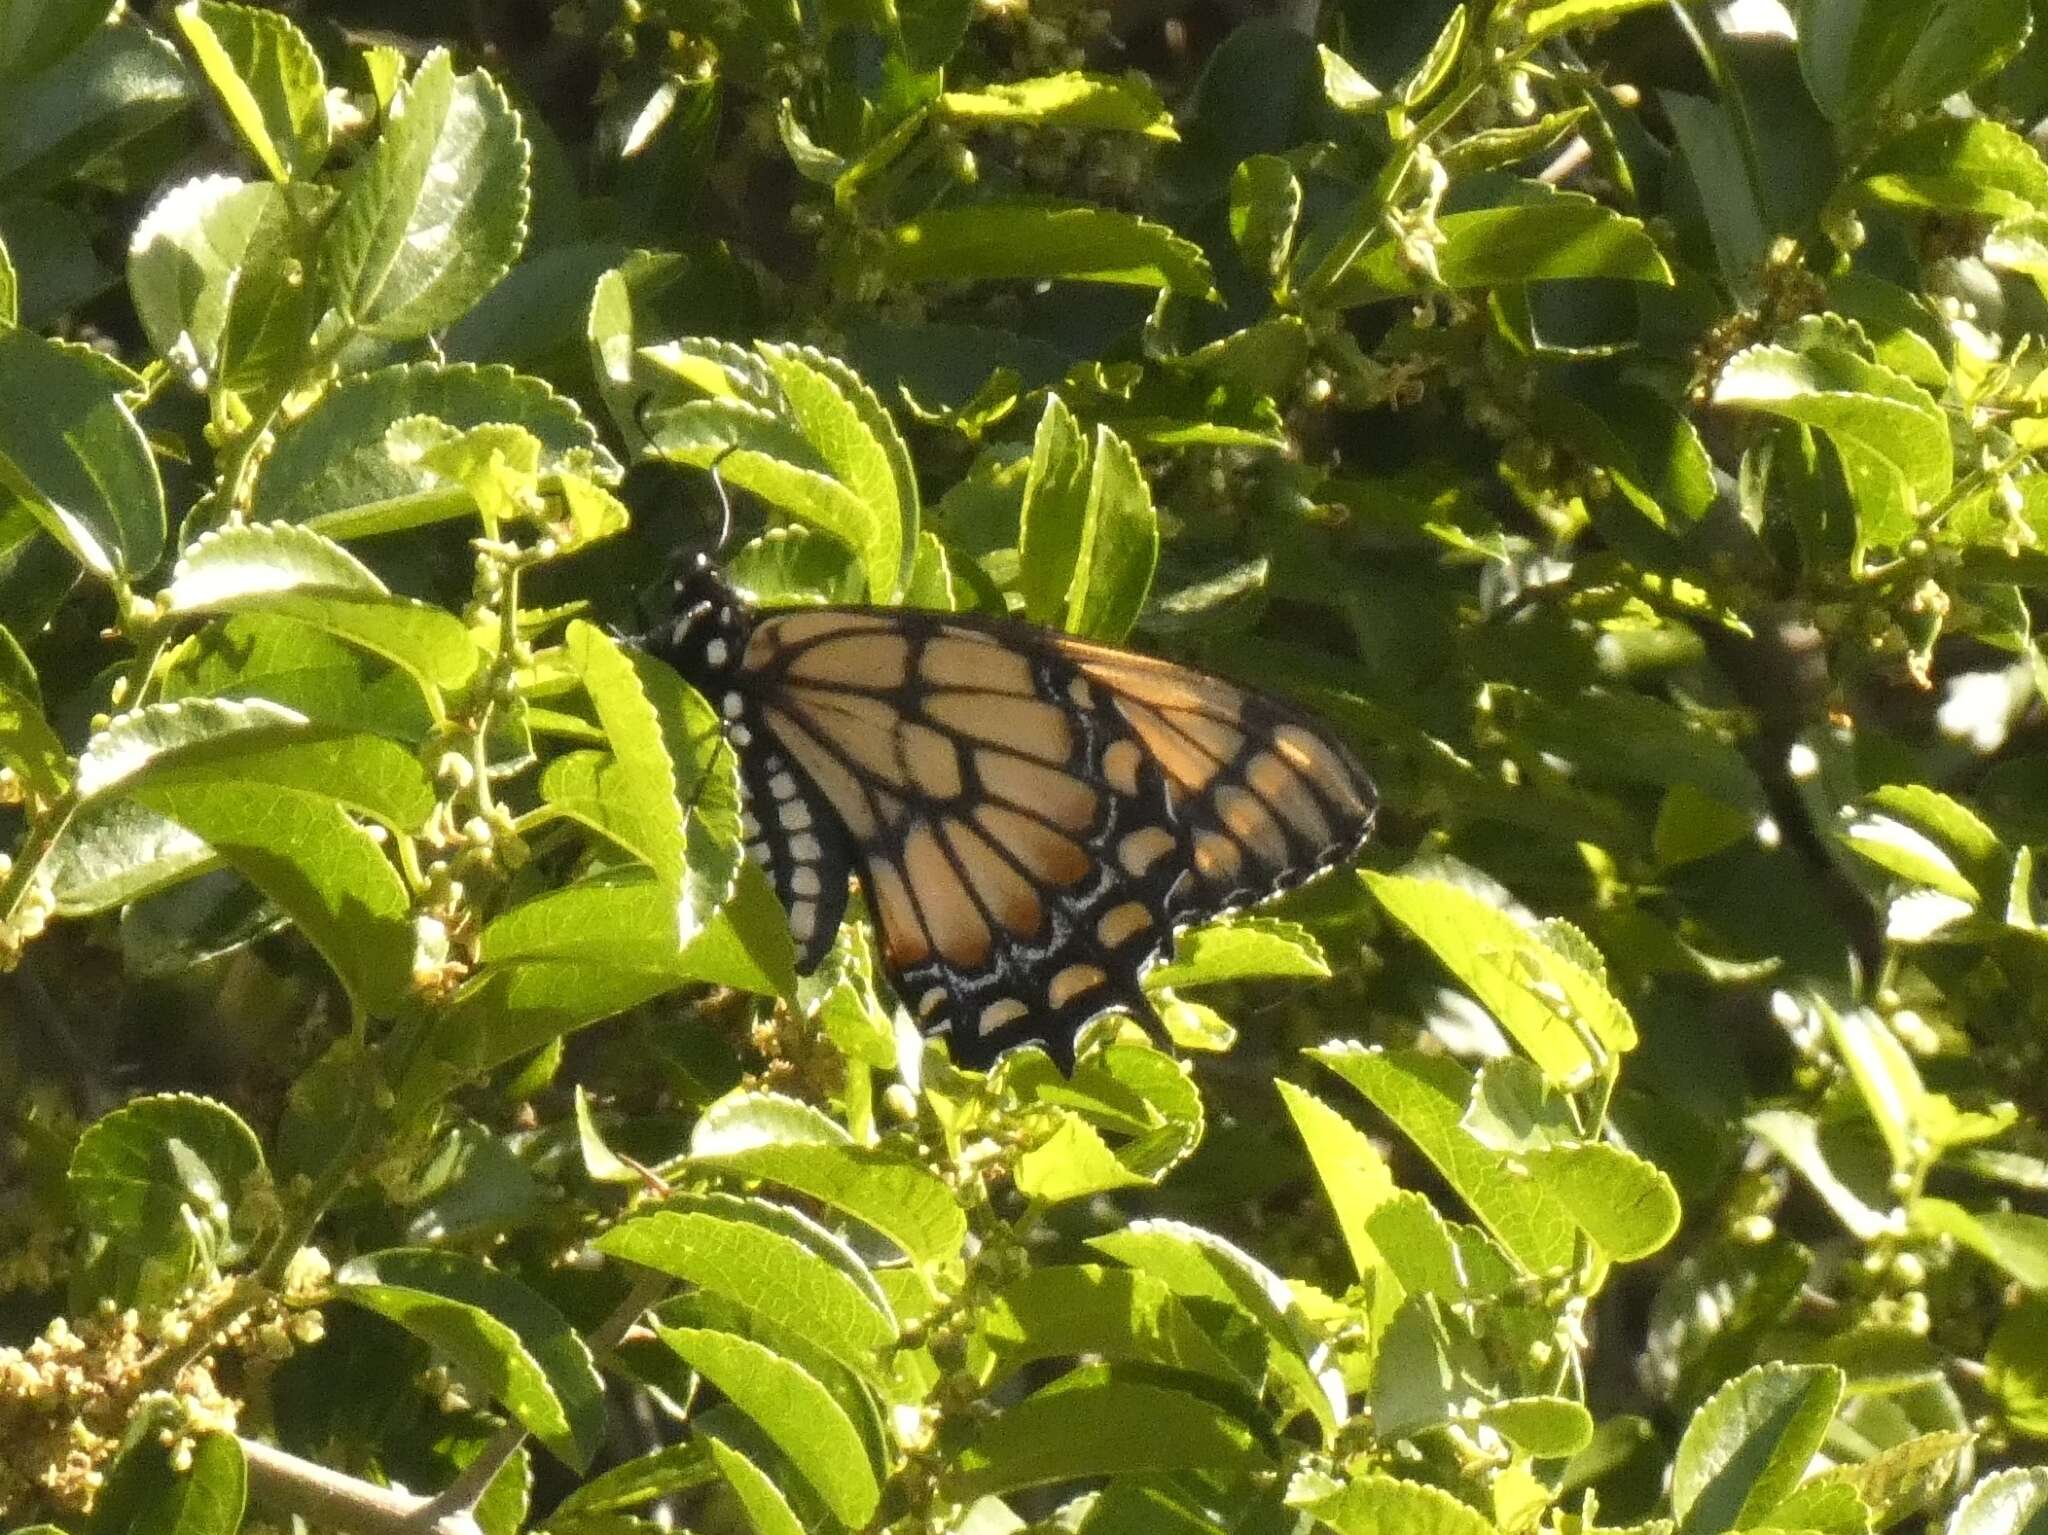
<box><xmin>0</xmin><ymin>793</ymin><xmax>75</xmax><ymax>954</ymax></box>
<box><xmin>1302</xmin><ymin>41</ymin><xmax>1538</xmax><ymax>300</ymax></box>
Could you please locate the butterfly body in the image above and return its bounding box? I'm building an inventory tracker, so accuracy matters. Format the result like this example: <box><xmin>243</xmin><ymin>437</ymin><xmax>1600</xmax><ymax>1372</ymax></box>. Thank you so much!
<box><xmin>648</xmin><ymin>553</ymin><xmax>1376</xmax><ymax>1068</ymax></box>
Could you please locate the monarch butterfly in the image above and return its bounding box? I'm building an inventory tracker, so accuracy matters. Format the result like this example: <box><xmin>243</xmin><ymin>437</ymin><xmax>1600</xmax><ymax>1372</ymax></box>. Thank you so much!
<box><xmin>642</xmin><ymin>549</ymin><xmax>1377</xmax><ymax>1069</ymax></box>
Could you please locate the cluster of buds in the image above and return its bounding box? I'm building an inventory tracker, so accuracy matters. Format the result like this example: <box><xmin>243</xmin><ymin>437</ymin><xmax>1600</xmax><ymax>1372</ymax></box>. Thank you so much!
<box><xmin>0</xmin><ymin>1270</ymin><xmax>330</xmax><ymax>1523</ymax></box>
<box><xmin>0</xmin><ymin>1301</ymin><xmax>220</xmax><ymax>1518</ymax></box>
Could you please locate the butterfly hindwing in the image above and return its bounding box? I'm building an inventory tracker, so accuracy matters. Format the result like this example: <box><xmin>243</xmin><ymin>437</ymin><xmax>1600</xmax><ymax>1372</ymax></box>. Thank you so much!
<box><xmin>1063</xmin><ymin>643</ymin><xmax>1378</xmax><ymax>914</ymax></box>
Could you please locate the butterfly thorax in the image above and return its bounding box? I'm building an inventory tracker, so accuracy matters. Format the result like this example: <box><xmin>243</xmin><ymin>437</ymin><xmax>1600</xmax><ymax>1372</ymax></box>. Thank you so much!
<box><xmin>656</xmin><ymin>554</ymin><xmax>752</xmax><ymax>694</ymax></box>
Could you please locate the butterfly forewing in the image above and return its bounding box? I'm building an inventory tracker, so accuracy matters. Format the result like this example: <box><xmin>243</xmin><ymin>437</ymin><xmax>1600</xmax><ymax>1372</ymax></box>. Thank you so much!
<box><xmin>646</xmin><ymin>558</ymin><xmax>1376</xmax><ymax>1068</ymax></box>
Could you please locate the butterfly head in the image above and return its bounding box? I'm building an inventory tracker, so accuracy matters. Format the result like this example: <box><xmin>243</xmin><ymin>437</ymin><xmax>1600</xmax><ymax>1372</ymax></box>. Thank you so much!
<box><xmin>654</xmin><ymin>553</ymin><xmax>752</xmax><ymax>690</ymax></box>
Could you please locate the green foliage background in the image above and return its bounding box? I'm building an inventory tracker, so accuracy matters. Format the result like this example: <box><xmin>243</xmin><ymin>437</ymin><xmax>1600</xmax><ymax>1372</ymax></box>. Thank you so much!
<box><xmin>3</xmin><ymin>0</ymin><xmax>2048</xmax><ymax>1530</ymax></box>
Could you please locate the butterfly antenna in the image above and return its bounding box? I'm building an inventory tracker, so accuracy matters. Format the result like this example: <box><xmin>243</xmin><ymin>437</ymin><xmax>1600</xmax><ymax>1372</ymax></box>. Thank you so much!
<box><xmin>631</xmin><ymin>391</ymin><xmax>661</xmax><ymax>453</ymax></box>
<box><xmin>707</xmin><ymin>446</ymin><xmax>739</xmax><ymax>556</ymax></box>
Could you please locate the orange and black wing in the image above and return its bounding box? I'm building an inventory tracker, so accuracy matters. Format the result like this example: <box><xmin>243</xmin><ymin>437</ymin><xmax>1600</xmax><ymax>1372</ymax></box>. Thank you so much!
<box><xmin>733</xmin><ymin>603</ymin><xmax>1376</xmax><ymax>1067</ymax></box>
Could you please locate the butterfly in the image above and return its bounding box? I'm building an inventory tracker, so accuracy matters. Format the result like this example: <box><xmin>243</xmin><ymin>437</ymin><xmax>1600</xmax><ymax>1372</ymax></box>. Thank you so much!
<box><xmin>642</xmin><ymin>551</ymin><xmax>1377</xmax><ymax>1069</ymax></box>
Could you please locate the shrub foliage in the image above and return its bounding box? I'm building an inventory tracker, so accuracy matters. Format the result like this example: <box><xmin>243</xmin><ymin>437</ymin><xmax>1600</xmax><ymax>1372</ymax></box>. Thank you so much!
<box><xmin>3</xmin><ymin>0</ymin><xmax>2048</xmax><ymax>1531</ymax></box>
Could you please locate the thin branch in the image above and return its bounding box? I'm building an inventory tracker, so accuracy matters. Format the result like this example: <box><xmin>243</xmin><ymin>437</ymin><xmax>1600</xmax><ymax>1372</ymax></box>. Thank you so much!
<box><xmin>240</xmin><ymin>1438</ymin><xmax>485</xmax><ymax>1535</ymax></box>
<box><xmin>1537</xmin><ymin>135</ymin><xmax>1592</xmax><ymax>185</ymax></box>
<box><xmin>9</xmin><ymin>958</ymin><xmax>121</xmax><ymax>1118</ymax></box>
<box><xmin>422</xmin><ymin>1267</ymin><xmax>672</xmax><ymax>1519</ymax></box>
<box><xmin>238</xmin><ymin>1269</ymin><xmax>671</xmax><ymax>1533</ymax></box>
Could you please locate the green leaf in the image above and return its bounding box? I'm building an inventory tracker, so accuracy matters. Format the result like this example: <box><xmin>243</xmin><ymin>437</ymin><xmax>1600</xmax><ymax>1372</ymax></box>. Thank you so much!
<box><xmin>1313</xmin><ymin>1044</ymin><xmax>1578</xmax><ymax>1275</ymax></box>
<box><xmin>1821</xmin><ymin>1430</ymin><xmax>1974</xmax><ymax>1527</ymax></box>
<box><xmin>725</xmin><ymin>525</ymin><xmax>864</xmax><ymax>605</ymax></box>
<box><xmin>1761</xmin><ymin>1477</ymin><xmax>1871</xmax><ymax>1535</ymax></box>
<box><xmin>1366</xmin><ymin>873</ymin><xmax>1633</xmax><ymax>1084</ymax></box>
<box><xmin>1815</xmin><ymin>999</ymin><xmax>1928</xmax><ymax>1172</ymax></box>
<box><xmin>0</xmin><ymin>20</ymin><xmax>192</xmax><ymax>198</ymax></box>
<box><xmin>1941</xmin><ymin>1467</ymin><xmax>2048</xmax><ymax>1535</ymax></box>
<box><xmin>1276</xmin><ymin>1080</ymin><xmax>1398</xmax><ymax>1286</ymax></box>
<box><xmin>74</xmin><ymin>697</ymin><xmax>420</xmax><ymax>819</ymax></box>
<box><xmin>1662</xmin><ymin>90</ymin><xmax>1769</xmax><ymax>292</ymax></box>
<box><xmin>1293</xmin><ymin>1473</ymin><xmax>1498</xmax><ymax>1535</ymax></box>
<box><xmin>1060</xmin><ymin>1041</ymin><xmax>1205</xmax><ymax>1178</ymax></box>
<box><xmin>1090</xmin><ymin>1217</ymin><xmax>1342</xmax><ymax>1435</ymax></box>
<box><xmin>1842</xmin><ymin>813</ymin><xmax>1978</xmax><ymax>902</ymax></box>
<box><xmin>1439</xmin><ymin>108</ymin><xmax>1589</xmax><ymax>178</ymax></box>
<box><xmin>757</xmin><ymin>343</ymin><xmax>916</xmax><ymax>600</ymax></box>
<box><xmin>1319</xmin><ymin>185</ymin><xmax>1671</xmax><ymax>305</ymax></box>
<box><xmin>940</xmin><ymin>73</ymin><xmax>1175</xmax><ymax>137</ymax></box>
<box><xmin>0</xmin><ymin>326</ymin><xmax>164</xmax><ymax>579</ymax></box>
<box><xmin>554</xmin><ymin>622</ymin><xmax>740</xmax><ymax>943</ymax></box>
<box><xmin>971</xmin><ymin>1264</ymin><xmax>1255</xmax><ymax>1388</ymax></box>
<box><xmin>1536</xmin><ymin>380</ymin><xmax>1716</xmax><ymax>527</ymax></box>
<box><xmin>321</xmin><ymin>49</ymin><xmax>531</xmax><ymax>339</ymax></box>
<box><xmin>391</xmin><ymin>416</ymin><xmax>543</xmax><ymax>527</ymax></box>
<box><xmin>250</xmin><ymin>361</ymin><xmax>615</xmax><ymax>537</ymax></box>
<box><xmin>596</xmin><ymin>1203</ymin><xmax>896</xmax><ymax>1381</ymax></box>
<box><xmin>1867</xmin><ymin>783</ymin><xmax>2003</xmax><ymax>871</ymax></box>
<box><xmin>155</xmin><ymin>610</ymin><xmax>431</xmax><ymax>740</ymax></box>
<box><xmin>1828</xmin><ymin>272</ymin><xmax>1950</xmax><ymax>387</ymax></box>
<box><xmin>77</xmin><ymin>700</ymin><xmax>427</xmax><ymax>1014</ymax></box>
<box><xmin>0</xmin><ymin>225</ymin><xmax>15</xmax><ymax>325</ymax></box>
<box><xmin>945</xmin><ymin>1370</ymin><xmax>1270</xmax><ymax>1499</ymax></box>
<box><xmin>91</xmin><ymin>1430</ymin><xmax>246</xmax><ymax>1535</ymax></box>
<box><xmin>880</xmin><ymin>204</ymin><xmax>1217</xmax><ymax>297</ymax></box>
<box><xmin>1748</xmin><ymin>1108</ymin><xmax>1890</xmax><ymax>1240</ymax></box>
<box><xmin>549</xmin><ymin>1444</ymin><xmax>715</xmax><ymax>1521</ymax></box>
<box><xmin>655</xmin><ymin>1324</ymin><xmax>881</xmax><ymax>1526</ymax></box>
<box><xmin>1911</xmin><ymin>1197</ymin><xmax>2048</xmax><ymax>1288</ymax></box>
<box><xmin>1229</xmin><ymin>154</ymin><xmax>1301</xmax><ymax>292</ymax></box>
<box><xmin>1855</xmin><ymin>118</ymin><xmax>2048</xmax><ymax>218</ymax></box>
<box><xmin>1523</xmin><ymin>1143</ymin><xmax>1681</xmax><ymax>1262</ymax></box>
<box><xmin>1146</xmin><ymin>916</ymin><xmax>1328</xmax><ymax>989</ymax></box>
<box><xmin>128</xmin><ymin>176</ymin><xmax>317</xmax><ymax>395</ymax></box>
<box><xmin>1318</xmin><ymin>45</ymin><xmax>1382</xmax><ymax>111</ymax></box>
<box><xmin>1654</xmin><ymin>783</ymin><xmax>1754</xmax><ymax>868</ymax></box>
<box><xmin>338</xmin><ymin>1248</ymin><xmax>606</xmax><ymax>1470</ymax></box>
<box><xmin>684</xmin><ymin>1097</ymin><xmax>966</xmax><ymax>1267</ymax></box>
<box><xmin>1987</xmin><ymin>214</ymin><xmax>2048</xmax><ymax>297</ymax></box>
<box><xmin>0</xmin><ymin>662</ymin><xmax>68</xmax><ymax>800</ymax></box>
<box><xmin>421</xmin><ymin>870</ymin><xmax>794</xmax><ymax>1081</ymax></box>
<box><xmin>165</xmin><ymin>522</ymin><xmax>479</xmax><ymax>690</ymax></box>
<box><xmin>1397</xmin><ymin>3</ymin><xmax>1466</xmax><ymax>109</ymax></box>
<box><xmin>1481</xmin><ymin>1396</ymin><xmax>1595</xmax><ymax>1458</ymax></box>
<box><xmin>172</xmin><ymin>1</ymin><xmax>327</xmax><ymax>181</ymax></box>
<box><xmin>1990</xmin><ymin>1296</ymin><xmax>2048</xmax><ymax>1436</ymax></box>
<box><xmin>1798</xmin><ymin>0</ymin><xmax>2032</xmax><ymax>122</ymax></box>
<box><xmin>68</xmin><ymin>1093</ymin><xmax>267</xmax><ymax>1287</ymax></box>
<box><xmin>1366</xmin><ymin>1192</ymin><xmax>1502</xmax><ymax>1301</ymax></box>
<box><xmin>1370</xmin><ymin>1292</ymin><xmax>1459</xmax><ymax>1435</ymax></box>
<box><xmin>1521</xmin><ymin>0</ymin><xmax>1662</xmax><ymax>42</ymax></box>
<box><xmin>1714</xmin><ymin>343</ymin><xmax>1951</xmax><ymax>526</ymax></box>
<box><xmin>1065</xmin><ymin>425</ymin><xmax>1158</xmax><ymax>642</ymax></box>
<box><xmin>0</xmin><ymin>0</ymin><xmax>116</xmax><ymax>79</ymax></box>
<box><xmin>1017</xmin><ymin>394</ymin><xmax>1090</xmax><ymax>626</ymax></box>
<box><xmin>1672</xmin><ymin>1362</ymin><xmax>1845</xmax><ymax>1535</ymax></box>
<box><xmin>1014</xmin><ymin>1115</ymin><xmax>1151</xmax><ymax>1202</ymax></box>
<box><xmin>641</xmin><ymin>345</ymin><xmax>916</xmax><ymax>603</ymax></box>
<box><xmin>703</xmin><ymin>1435</ymin><xmax>806</xmax><ymax>1535</ymax></box>
<box><xmin>46</xmin><ymin>798</ymin><xmax>213</xmax><ymax>915</ymax></box>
